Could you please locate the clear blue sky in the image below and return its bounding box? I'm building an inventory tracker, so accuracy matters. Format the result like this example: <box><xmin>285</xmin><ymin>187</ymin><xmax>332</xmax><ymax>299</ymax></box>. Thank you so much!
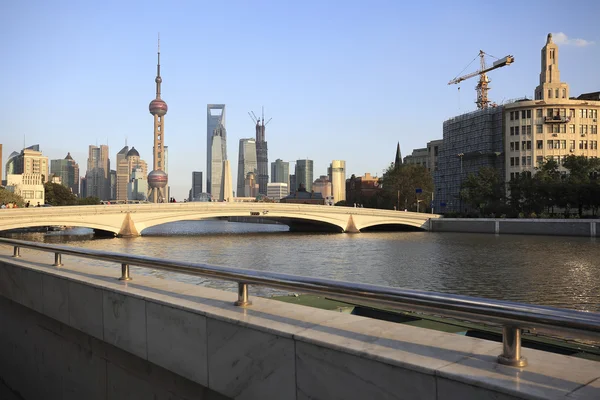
<box><xmin>2</xmin><ymin>0</ymin><xmax>599</xmax><ymax>199</ymax></box>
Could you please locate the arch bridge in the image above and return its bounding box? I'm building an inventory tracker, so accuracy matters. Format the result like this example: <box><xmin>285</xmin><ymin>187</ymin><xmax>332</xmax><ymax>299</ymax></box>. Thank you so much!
<box><xmin>0</xmin><ymin>203</ymin><xmax>440</xmax><ymax>237</ymax></box>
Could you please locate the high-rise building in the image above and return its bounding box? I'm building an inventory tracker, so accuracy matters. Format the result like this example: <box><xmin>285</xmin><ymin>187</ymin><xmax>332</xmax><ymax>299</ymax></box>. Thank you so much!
<box><xmin>267</xmin><ymin>182</ymin><xmax>288</xmax><ymax>200</ymax></box>
<box><xmin>427</xmin><ymin>140</ymin><xmax>443</xmax><ymax>174</ymax></box>
<box><xmin>210</xmin><ymin>135</ymin><xmax>224</xmax><ymax>198</ymax></box>
<box><xmin>313</xmin><ymin>175</ymin><xmax>332</xmax><ymax>197</ymax></box>
<box><xmin>244</xmin><ymin>172</ymin><xmax>259</xmax><ymax>198</ymax></box>
<box><xmin>253</xmin><ymin>110</ymin><xmax>269</xmax><ymax>195</ymax></box>
<box><xmin>221</xmin><ymin>160</ymin><xmax>233</xmax><ymax>202</ymax></box>
<box><xmin>115</xmin><ymin>145</ymin><xmax>129</xmax><ymax>201</ymax></box>
<box><xmin>128</xmin><ymin>167</ymin><xmax>148</xmax><ymax>201</ymax></box>
<box><xmin>237</xmin><ymin>138</ymin><xmax>257</xmax><ymax>197</ymax></box>
<box><xmin>116</xmin><ymin>147</ymin><xmax>148</xmax><ymax>201</ymax></box>
<box><xmin>295</xmin><ymin>159</ymin><xmax>314</xmax><ymax>192</ymax></box>
<box><xmin>271</xmin><ymin>159</ymin><xmax>290</xmax><ymax>195</ymax></box>
<box><xmin>11</xmin><ymin>145</ymin><xmax>49</xmax><ymax>182</ymax></box>
<box><xmin>289</xmin><ymin>174</ymin><xmax>296</xmax><ymax>195</ymax></box>
<box><xmin>191</xmin><ymin>171</ymin><xmax>203</xmax><ymax>200</ymax></box>
<box><xmin>4</xmin><ymin>151</ymin><xmax>19</xmax><ymax>181</ymax></box>
<box><xmin>207</xmin><ymin>104</ymin><xmax>226</xmax><ymax>195</ymax></box>
<box><xmin>504</xmin><ymin>33</ymin><xmax>599</xmax><ymax>182</ymax></box>
<box><xmin>110</xmin><ymin>170</ymin><xmax>117</xmax><ymax>200</ymax></box>
<box><xmin>147</xmin><ymin>37</ymin><xmax>169</xmax><ymax>203</ymax></box>
<box><xmin>50</xmin><ymin>152</ymin><xmax>80</xmax><ymax>195</ymax></box>
<box><xmin>80</xmin><ymin>176</ymin><xmax>87</xmax><ymax>198</ymax></box>
<box><xmin>85</xmin><ymin>144</ymin><xmax>111</xmax><ymax>200</ymax></box>
<box><xmin>328</xmin><ymin>160</ymin><xmax>346</xmax><ymax>204</ymax></box>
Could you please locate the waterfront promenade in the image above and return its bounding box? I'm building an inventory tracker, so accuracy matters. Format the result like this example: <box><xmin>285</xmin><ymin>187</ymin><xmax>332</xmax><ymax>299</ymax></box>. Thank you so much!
<box><xmin>0</xmin><ymin>238</ymin><xmax>599</xmax><ymax>399</ymax></box>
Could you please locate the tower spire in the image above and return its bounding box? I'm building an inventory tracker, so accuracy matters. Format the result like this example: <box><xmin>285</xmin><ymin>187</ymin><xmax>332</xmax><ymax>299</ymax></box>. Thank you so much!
<box><xmin>155</xmin><ymin>33</ymin><xmax>162</xmax><ymax>99</ymax></box>
<box><xmin>395</xmin><ymin>142</ymin><xmax>402</xmax><ymax>169</ymax></box>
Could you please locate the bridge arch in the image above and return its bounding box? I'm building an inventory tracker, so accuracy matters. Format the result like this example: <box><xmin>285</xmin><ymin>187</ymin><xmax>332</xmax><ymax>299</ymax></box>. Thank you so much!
<box><xmin>136</xmin><ymin>211</ymin><xmax>348</xmax><ymax>234</ymax></box>
<box><xmin>0</xmin><ymin>221</ymin><xmax>119</xmax><ymax>236</ymax></box>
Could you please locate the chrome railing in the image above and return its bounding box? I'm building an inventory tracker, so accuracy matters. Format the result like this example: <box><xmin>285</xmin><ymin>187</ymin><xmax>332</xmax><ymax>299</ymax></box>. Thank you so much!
<box><xmin>1</xmin><ymin>237</ymin><xmax>599</xmax><ymax>368</ymax></box>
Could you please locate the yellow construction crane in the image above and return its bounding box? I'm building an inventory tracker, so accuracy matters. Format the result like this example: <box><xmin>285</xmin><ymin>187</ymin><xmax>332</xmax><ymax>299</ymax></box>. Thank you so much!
<box><xmin>448</xmin><ymin>50</ymin><xmax>515</xmax><ymax>109</ymax></box>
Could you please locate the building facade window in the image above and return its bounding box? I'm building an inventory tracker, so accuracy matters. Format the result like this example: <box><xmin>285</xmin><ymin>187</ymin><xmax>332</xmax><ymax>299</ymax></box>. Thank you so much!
<box><xmin>536</xmin><ymin>156</ymin><xmax>544</xmax><ymax>166</ymax></box>
<box><xmin>536</xmin><ymin>109</ymin><xmax>543</xmax><ymax>118</ymax></box>
<box><xmin>537</xmin><ymin>124</ymin><xmax>543</xmax><ymax>134</ymax></box>
<box><xmin>537</xmin><ymin>140</ymin><xmax>543</xmax><ymax>149</ymax></box>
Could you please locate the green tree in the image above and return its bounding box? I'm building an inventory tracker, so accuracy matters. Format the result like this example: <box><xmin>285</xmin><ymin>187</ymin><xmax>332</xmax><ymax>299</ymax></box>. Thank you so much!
<box><xmin>562</xmin><ymin>155</ymin><xmax>600</xmax><ymax>216</ymax></box>
<box><xmin>0</xmin><ymin>188</ymin><xmax>25</xmax><ymax>207</ymax></box>
<box><xmin>460</xmin><ymin>167</ymin><xmax>505</xmax><ymax>216</ymax></box>
<box><xmin>380</xmin><ymin>163</ymin><xmax>433</xmax><ymax>211</ymax></box>
<box><xmin>77</xmin><ymin>196</ymin><xmax>101</xmax><ymax>205</ymax></box>
<box><xmin>44</xmin><ymin>182</ymin><xmax>78</xmax><ymax>206</ymax></box>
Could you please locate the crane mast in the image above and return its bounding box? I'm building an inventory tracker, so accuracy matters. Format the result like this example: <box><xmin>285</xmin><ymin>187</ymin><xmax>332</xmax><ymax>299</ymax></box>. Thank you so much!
<box><xmin>448</xmin><ymin>50</ymin><xmax>515</xmax><ymax>109</ymax></box>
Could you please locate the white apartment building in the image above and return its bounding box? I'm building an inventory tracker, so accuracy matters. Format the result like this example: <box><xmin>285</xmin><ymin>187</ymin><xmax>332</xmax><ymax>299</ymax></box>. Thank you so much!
<box><xmin>7</xmin><ymin>174</ymin><xmax>45</xmax><ymax>205</ymax></box>
<box><xmin>504</xmin><ymin>34</ymin><xmax>599</xmax><ymax>181</ymax></box>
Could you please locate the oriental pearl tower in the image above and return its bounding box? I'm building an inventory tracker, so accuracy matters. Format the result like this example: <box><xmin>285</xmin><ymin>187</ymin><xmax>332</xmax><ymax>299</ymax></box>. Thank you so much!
<box><xmin>147</xmin><ymin>36</ymin><xmax>168</xmax><ymax>203</ymax></box>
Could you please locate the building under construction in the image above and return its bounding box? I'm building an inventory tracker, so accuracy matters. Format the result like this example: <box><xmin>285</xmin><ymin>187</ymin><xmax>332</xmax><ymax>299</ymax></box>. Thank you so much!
<box><xmin>433</xmin><ymin>105</ymin><xmax>506</xmax><ymax>214</ymax></box>
<box><xmin>249</xmin><ymin>109</ymin><xmax>271</xmax><ymax>195</ymax></box>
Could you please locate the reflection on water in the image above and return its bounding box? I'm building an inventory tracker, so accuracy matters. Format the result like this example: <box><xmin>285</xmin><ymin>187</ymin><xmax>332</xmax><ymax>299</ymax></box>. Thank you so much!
<box><xmin>3</xmin><ymin>221</ymin><xmax>599</xmax><ymax>312</ymax></box>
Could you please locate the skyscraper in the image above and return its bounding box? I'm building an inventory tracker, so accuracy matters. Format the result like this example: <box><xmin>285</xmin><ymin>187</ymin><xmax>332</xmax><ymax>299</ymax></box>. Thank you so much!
<box><xmin>271</xmin><ymin>159</ymin><xmax>290</xmax><ymax>195</ymax></box>
<box><xmin>147</xmin><ymin>37</ymin><xmax>169</xmax><ymax>203</ymax></box>
<box><xmin>50</xmin><ymin>152</ymin><xmax>80</xmax><ymax>196</ymax></box>
<box><xmin>4</xmin><ymin>151</ymin><xmax>19</xmax><ymax>181</ymax></box>
<box><xmin>207</xmin><ymin>104</ymin><xmax>226</xmax><ymax>195</ymax></box>
<box><xmin>85</xmin><ymin>144</ymin><xmax>110</xmax><ymax>200</ymax></box>
<box><xmin>253</xmin><ymin>109</ymin><xmax>270</xmax><ymax>195</ymax></box>
<box><xmin>222</xmin><ymin>160</ymin><xmax>233</xmax><ymax>202</ymax></box>
<box><xmin>117</xmin><ymin>147</ymin><xmax>148</xmax><ymax>201</ymax></box>
<box><xmin>191</xmin><ymin>171</ymin><xmax>203</xmax><ymax>200</ymax></box>
<box><xmin>295</xmin><ymin>159</ymin><xmax>314</xmax><ymax>192</ymax></box>
<box><xmin>115</xmin><ymin>145</ymin><xmax>129</xmax><ymax>201</ymax></box>
<box><xmin>210</xmin><ymin>133</ymin><xmax>224</xmax><ymax>198</ymax></box>
<box><xmin>12</xmin><ymin>145</ymin><xmax>49</xmax><ymax>182</ymax></box>
<box><xmin>328</xmin><ymin>160</ymin><xmax>346</xmax><ymax>203</ymax></box>
<box><xmin>237</xmin><ymin>138</ymin><xmax>257</xmax><ymax>197</ymax></box>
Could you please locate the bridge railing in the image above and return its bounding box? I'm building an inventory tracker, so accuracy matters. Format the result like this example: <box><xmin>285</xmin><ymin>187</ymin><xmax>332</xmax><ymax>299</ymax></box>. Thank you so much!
<box><xmin>1</xmin><ymin>237</ymin><xmax>599</xmax><ymax>369</ymax></box>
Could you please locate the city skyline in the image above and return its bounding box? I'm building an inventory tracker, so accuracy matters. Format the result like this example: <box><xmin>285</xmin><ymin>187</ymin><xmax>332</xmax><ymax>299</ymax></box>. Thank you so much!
<box><xmin>2</xmin><ymin>1</ymin><xmax>599</xmax><ymax>200</ymax></box>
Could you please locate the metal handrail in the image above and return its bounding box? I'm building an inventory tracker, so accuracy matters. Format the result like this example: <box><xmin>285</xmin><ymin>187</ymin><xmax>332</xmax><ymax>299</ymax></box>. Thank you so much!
<box><xmin>1</xmin><ymin>237</ymin><xmax>600</xmax><ymax>368</ymax></box>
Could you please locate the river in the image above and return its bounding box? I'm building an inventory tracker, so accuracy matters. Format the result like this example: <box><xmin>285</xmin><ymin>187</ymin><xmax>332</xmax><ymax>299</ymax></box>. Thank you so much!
<box><xmin>3</xmin><ymin>221</ymin><xmax>599</xmax><ymax>312</ymax></box>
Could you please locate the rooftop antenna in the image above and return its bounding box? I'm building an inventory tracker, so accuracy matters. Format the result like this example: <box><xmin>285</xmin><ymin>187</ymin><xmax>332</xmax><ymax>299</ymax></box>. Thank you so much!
<box><xmin>125</xmin><ymin>137</ymin><xmax>128</xmax><ymax>147</ymax></box>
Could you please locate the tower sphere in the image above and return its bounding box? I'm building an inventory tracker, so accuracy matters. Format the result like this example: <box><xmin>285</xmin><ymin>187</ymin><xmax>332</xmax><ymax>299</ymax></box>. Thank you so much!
<box><xmin>149</xmin><ymin>99</ymin><xmax>168</xmax><ymax>116</ymax></box>
<box><xmin>148</xmin><ymin>169</ymin><xmax>168</xmax><ymax>189</ymax></box>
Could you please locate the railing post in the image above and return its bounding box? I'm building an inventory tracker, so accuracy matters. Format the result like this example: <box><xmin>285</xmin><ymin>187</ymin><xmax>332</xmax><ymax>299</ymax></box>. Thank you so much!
<box><xmin>12</xmin><ymin>246</ymin><xmax>20</xmax><ymax>258</ymax></box>
<box><xmin>234</xmin><ymin>282</ymin><xmax>252</xmax><ymax>306</ymax></box>
<box><xmin>119</xmin><ymin>263</ymin><xmax>132</xmax><ymax>281</ymax></box>
<box><xmin>497</xmin><ymin>326</ymin><xmax>528</xmax><ymax>367</ymax></box>
<box><xmin>53</xmin><ymin>252</ymin><xmax>63</xmax><ymax>267</ymax></box>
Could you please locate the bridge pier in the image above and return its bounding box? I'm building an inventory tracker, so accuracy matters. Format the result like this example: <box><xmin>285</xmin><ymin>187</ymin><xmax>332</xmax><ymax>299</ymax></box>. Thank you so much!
<box><xmin>117</xmin><ymin>213</ymin><xmax>140</xmax><ymax>238</ymax></box>
<box><xmin>344</xmin><ymin>215</ymin><xmax>360</xmax><ymax>233</ymax></box>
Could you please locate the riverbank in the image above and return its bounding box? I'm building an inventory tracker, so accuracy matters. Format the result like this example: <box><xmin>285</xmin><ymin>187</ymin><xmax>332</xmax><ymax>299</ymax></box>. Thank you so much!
<box><xmin>431</xmin><ymin>218</ymin><xmax>599</xmax><ymax>237</ymax></box>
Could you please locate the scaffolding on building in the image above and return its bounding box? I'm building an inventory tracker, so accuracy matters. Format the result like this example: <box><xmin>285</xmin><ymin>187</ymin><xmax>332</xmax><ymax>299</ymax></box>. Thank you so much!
<box><xmin>434</xmin><ymin>107</ymin><xmax>505</xmax><ymax>214</ymax></box>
